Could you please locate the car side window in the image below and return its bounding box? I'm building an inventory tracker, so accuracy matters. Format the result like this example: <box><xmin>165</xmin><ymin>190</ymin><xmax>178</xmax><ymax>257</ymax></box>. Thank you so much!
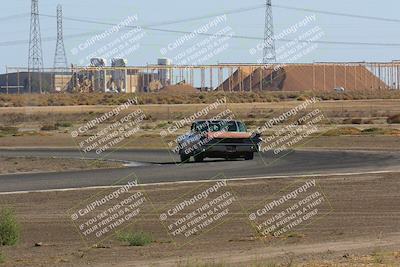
<box><xmin>193</xmin><ymin>122</ymin><xmax>206</xmax><ymax>132</ymax></box>
<box><xmin>227</xmin><ymin>122</ymin><xmax>238</xmax><ymax>132</ymax></box>
<box><xmin>237</xmin><ymin>122</ymin><xmax>247</xmax><ymax>132</ymax></box>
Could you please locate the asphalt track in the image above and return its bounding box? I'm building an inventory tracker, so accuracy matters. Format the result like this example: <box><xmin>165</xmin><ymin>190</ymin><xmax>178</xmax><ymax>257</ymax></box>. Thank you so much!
<box><xmin>0</xmin><ymin>149</ymin><xmax>399</xmax><ymax>193</ymax></box>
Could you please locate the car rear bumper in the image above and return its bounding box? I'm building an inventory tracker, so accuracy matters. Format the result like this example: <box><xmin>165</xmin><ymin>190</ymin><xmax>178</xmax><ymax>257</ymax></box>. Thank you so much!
<box><xmin>195</xmin><ymin>143</ymin><xmax>258</xmax><ymax>156</ymax></box>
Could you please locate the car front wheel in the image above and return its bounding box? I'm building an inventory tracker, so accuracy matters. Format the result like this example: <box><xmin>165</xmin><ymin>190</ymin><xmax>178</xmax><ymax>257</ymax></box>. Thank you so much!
<box><xmin>244</xmin><ymin>152</ymin><xmax>254</xmax><ymax>160</ymax></box>
<box><xmin>180</xmin><ymin>153</ymin><xmax>190</xmax><ymax>163</ymax></box>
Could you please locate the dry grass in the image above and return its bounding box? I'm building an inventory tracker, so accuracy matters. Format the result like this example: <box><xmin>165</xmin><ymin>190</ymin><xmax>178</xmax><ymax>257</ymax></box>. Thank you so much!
<box><xmin>0</xmin><ymin>99</ymin><xmax>399</xmax><ymax>150</ymax></box>
<box><xmin>0</xmin><ymin>156</ymin><xmax>124</xmax><ymax>174</ymax></box>
<box><xmin>0</xmin><ymin>251</ymin><xmax>4</xmax><ymax>264</ymax></box>
<box><xmin>322</xmin><ymin>127</ymin><xmax>400</xmax><ymax>136</ymax></box>
<box><xmin>1</xmin><ymin>100</ymin><xmax>400</xmax><ymax>125</ymax></box>
<box><xmin>1</xmin><ymin>90</ymin><xmax>400</xmax><ymax>107</ymax></box>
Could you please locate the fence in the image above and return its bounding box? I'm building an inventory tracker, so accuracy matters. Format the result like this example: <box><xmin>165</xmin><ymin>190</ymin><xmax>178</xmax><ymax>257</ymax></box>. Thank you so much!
<box><xmin>1</xmin><ymin>62</ymin><xmax>400</xmax><ymax>94</ymax></box>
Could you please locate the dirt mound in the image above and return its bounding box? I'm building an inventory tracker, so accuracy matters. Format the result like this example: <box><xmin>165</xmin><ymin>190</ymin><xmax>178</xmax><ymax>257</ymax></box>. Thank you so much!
<box><xmin>218</xmin><ymin>64</ymin><xmax>387</xmax><ymax>92</ymax></box>
<box><xmin>159</xmin><ymin>84</ymin><xmax>199</xmax><ymax>94</ymax></box>
<box><xmin>279</xmin><ymin>65</ymin><xmax>387</xmax><ymax>91</ymax></box>
<box><xmin>216</xmin><ymin>67</ymin><xmax>255</xmax><ymax>91</ymax></box>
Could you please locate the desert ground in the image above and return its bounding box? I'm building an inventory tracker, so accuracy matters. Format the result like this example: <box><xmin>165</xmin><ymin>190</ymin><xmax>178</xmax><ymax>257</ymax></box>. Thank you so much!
<box><xmin>0</xmin><ymin>97</ymin><xmax>399</xmax><ymax>266</ymax></box>
<box><xmin>0</xmin><ymin>172</ymin><xmax>399</xmax><ymax>266</ymax></box>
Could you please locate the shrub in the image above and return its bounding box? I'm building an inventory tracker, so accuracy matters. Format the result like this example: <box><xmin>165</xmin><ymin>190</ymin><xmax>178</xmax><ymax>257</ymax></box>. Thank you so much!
<box><xmin>351</xmin><ymin>118</ymin><xmax>363</xmax><ymax>124</ymax></box>
<box><xmin>116</xmin><ymin>231</ymin><xmax>152</xmax><ymax>246</ymax></box>
<box><xmin>40</xmin><ymin>124</ymin><xmax>58</xmax><ymax>131</ymax></box>
<box><xmin>371</xmin><ymin>251</ymin><xmax>384</xmax><ymax>264</ymax></box>
<box><xmin>0</xmin><ymin>208</ymin><xmax>20</xmax><ymax>246</ymax></box>
<box><xmin>361</xmin><ymin>128</ymin><xmax>400</xmax><ymax>136</ymax></box>
<box><xmin>55</xmin><ymin>121</ymin><xmax>73</xmax><ymax>128</ymax></box>
<box><xmin>361</xmin><ymin>128</ymin><xmax>381</xmax><ymax>134</ymax></box>
<box><xmin>0</xmin><ymin>127</ymin><xmax>18</xmax><ymax>137</ymax></box>
<box><xmin>296</xmin><ymin>95</ymin><xmax>307</xmax><ymax>101</ymax></box>
<box><xmin>323</xmin><ymin>127</ymin><xmax>361</xmax><ymax>136</ymax></box>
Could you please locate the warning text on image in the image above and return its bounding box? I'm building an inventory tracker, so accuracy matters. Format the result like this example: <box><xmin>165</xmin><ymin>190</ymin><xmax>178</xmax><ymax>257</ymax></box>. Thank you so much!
<box><xmin>249</xmin><ymin>179</ymin><xmax>331</xmax><ymax>237</ymax></box>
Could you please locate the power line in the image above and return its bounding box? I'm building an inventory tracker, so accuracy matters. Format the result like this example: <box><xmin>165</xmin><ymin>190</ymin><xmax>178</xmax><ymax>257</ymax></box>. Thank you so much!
<box><xmin>0</xmin><ymin>13</ymin><xmax>29</xmax><ymax>21</ymax></box>
<box><xmin>145</xmin><ymin>4</ymin><xmax>265</xmax><ymax>27</ymax></box>
<box><xmin>2</xmin><ymin>3</ymin><xmax>400</xmax><ymax>48</ymax></box>
<box><xmin>273</xmin><ymin>4</ymin><xmax>400</xmax><ymax>23</ymax></box>
<box><xmin>0</xmin><ymin>4</ymin><xmax>264</xmax><ymax>46</ymax></box>
<box><xmin>39</xmin><ymin>4</ymin><xmax>265</xmax><ymax>29</ymax></box>
<box><xmin>41</xmin><ymin>14</ymin><xmax>400</xmax><ymax>47</ymax></box>
<box><xmin>2</xmin><ymin>18</ymin><xmax>400</xmax><ymax>48</ymax></box>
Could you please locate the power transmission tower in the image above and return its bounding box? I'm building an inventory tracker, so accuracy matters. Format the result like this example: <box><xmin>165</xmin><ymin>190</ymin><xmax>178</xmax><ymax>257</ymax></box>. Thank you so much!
<box><xmin>54</xmin><ymin>4</ymin><xmax>68</xmax><ymax>69</ymax></box>
<box><xmin>28</xmin><ymin>0</ymin><xmax>44</xmax><ymax>93</ymax></box>
<box><xmin>263</xmin><ymin>0</ymin><xmax>276</xmax><ymax>64</ymax></box>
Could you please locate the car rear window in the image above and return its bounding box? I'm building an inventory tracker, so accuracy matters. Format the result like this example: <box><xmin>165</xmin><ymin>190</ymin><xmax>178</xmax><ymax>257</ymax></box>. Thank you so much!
<box><xmin>210</xmin><ymin>121</ymin><xmax>242</xmax><ymax>132</ymax></box>
<box><xmin>193</xmin><ymin>121</ymin><xmax>247</xmax><ymax>132</ymax></box>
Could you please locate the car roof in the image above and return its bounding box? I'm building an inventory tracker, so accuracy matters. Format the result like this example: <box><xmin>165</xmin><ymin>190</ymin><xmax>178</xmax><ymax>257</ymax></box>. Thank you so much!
<box><xmin>194</xmin><ymin>120</ymin><xmax>240</xmax><ymax>123</ymax></box>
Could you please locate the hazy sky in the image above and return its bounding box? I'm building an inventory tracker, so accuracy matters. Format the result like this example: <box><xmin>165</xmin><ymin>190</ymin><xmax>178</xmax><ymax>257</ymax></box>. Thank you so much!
<box><xmin>0</xmin><ymin>0</ymin><xmax>399</xmax><ymax>72</ymax></box>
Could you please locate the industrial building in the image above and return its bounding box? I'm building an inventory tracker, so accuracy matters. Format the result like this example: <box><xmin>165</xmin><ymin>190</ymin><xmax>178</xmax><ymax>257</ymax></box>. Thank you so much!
<box><xmin>1</xmin><ymin>61</ymin><xmax>400</xmax><ymax>94</ymax></box>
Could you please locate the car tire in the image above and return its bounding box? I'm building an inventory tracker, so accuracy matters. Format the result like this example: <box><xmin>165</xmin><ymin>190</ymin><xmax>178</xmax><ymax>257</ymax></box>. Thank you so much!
<box><xmin>194</xmin><ymin>154</ymin><xmax>204</xmax><ymax>162</ymax></box>
<box><xmin>244</xmin><ymin>152</ymin><xmax>254</xmax><ymax>160</ymax></box>
<box><xmin>180</xmin><ymin>153</ymin><xmax>190</xmax><ymax>163</ymax></box>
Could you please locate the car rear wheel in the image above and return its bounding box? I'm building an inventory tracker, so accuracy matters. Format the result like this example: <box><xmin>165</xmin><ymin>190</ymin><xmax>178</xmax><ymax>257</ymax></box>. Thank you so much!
<box><xmin>244</xmin><ymin>152</ymin><xmax>254</xmax><ymax>160</ymax></box>
<box><xmin>180</xmin><ymin>153</ymin><xmax>190</xmax><ymax>163</ymax></box>
<box><xmin>194</xmin><ymin>154</ymin><xmax>204</xmax><ymax>162</ymax></box>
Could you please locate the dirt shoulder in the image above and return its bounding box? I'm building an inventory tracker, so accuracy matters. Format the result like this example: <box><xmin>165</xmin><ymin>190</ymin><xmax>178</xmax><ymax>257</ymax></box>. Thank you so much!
<box><xmin>0</xmin><ymin>172</ymin><xmax>399</xmax><ymax>266</ymax></box>
<box><xmin>0</xmin><ymin>156</ymin><xmax>124</xmax><ymax>175</ymax></box>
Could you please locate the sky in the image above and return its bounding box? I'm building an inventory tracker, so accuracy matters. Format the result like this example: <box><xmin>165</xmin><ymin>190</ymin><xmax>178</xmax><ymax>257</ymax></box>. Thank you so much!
<box><xmin>0</xmin><ymin>0</ymin><xmax>399</xmax><ymax>72</ymax></box>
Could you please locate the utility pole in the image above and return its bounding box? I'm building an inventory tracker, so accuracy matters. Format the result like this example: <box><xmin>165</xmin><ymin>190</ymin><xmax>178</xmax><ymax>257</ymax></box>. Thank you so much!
<box><xmin>54</xmin><ymin>4</ymin><xmax>68</xmax><ymax>70</ymax></box>
<box><xmin>263</xmin><ymin>0</ymin><xmax>276</xmax><ymax>64</ymax></box>
<box><xmin>28</xmin><ymin>0</ymin><xmax>44</xmax><ymax>93</ymax></box>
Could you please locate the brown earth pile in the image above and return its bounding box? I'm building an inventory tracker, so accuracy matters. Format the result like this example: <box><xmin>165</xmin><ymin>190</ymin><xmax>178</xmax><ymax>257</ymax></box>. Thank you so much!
<box><xmin>159</xmin><ymin>83</ymin><xmax>199</xmax><ymax>94</ymax></box>
<box><xmin>217</xmin><ymin>67</ymin><xmax>254</xmax><ymax>91</ymax></box>
<box><xmin>279</xmin><ymin>65</ymin><xmax>387</xmax><ymax>91</ymax></box>
<box><xmin>218</xmin><ymin>65</ymin><xmax>387</xmax><ymax>92</ymax></box>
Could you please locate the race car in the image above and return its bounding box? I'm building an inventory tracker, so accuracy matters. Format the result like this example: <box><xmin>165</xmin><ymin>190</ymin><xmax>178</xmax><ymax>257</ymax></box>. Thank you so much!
<box><xmin>177</xmin><ymin>120</ymin><xmax>261</xmax><ymax>163</ymax></box>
